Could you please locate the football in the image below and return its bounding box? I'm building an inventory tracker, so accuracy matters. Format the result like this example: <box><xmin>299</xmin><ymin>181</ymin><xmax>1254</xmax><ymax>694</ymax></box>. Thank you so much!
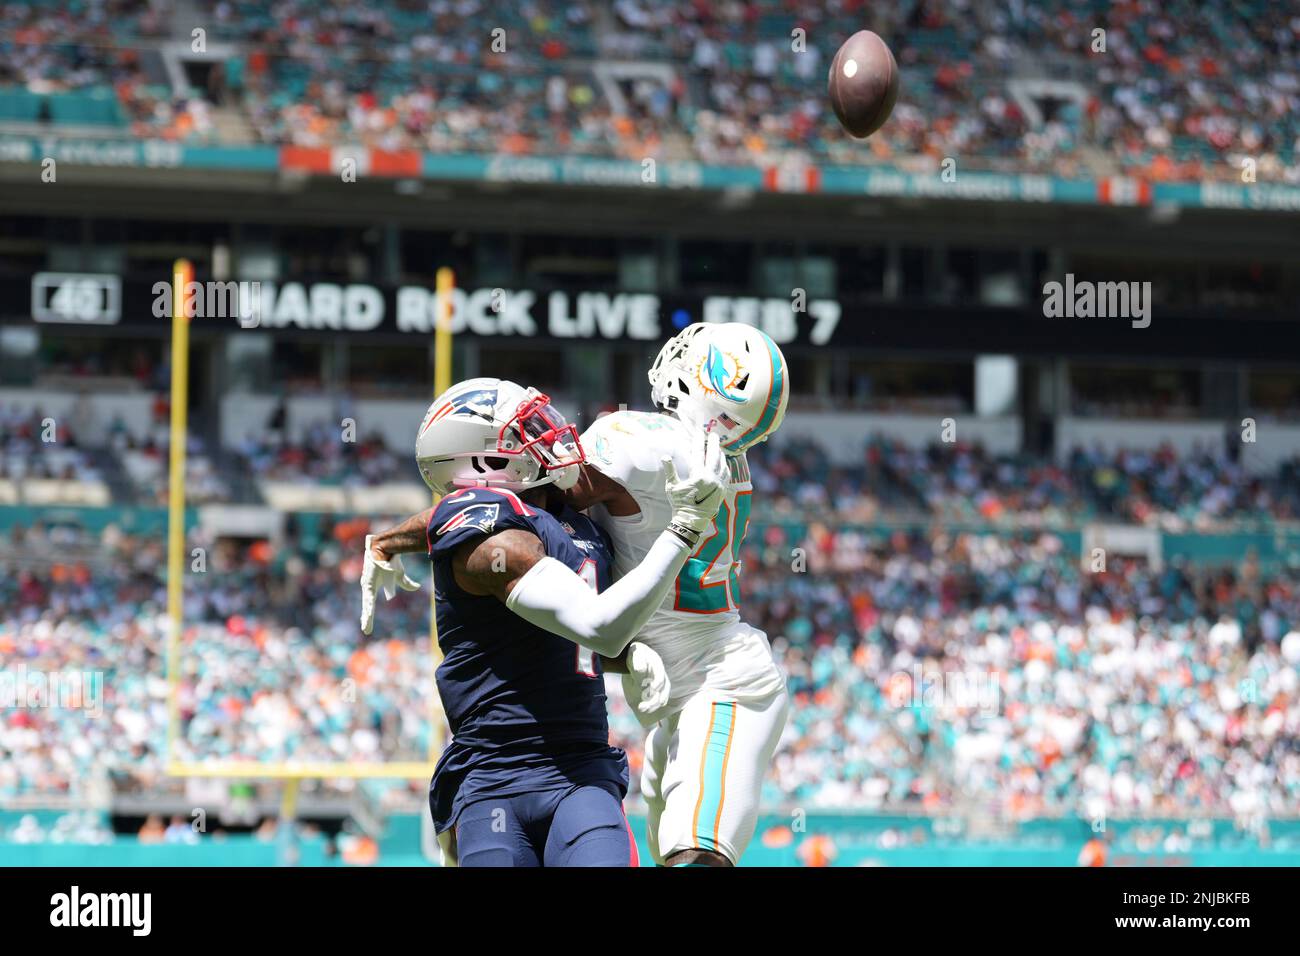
<box><xmin>828</xmin><ymin>30</ymin><xmax>900</xmax><ymax>138</ymax></box>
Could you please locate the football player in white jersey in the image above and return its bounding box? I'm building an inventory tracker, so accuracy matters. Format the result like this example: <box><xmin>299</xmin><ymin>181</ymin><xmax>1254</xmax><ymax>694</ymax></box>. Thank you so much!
<box><xmin>563</xmin><ymin>322</ymin><xmax>791</xmax><ymax>867</ymax></box>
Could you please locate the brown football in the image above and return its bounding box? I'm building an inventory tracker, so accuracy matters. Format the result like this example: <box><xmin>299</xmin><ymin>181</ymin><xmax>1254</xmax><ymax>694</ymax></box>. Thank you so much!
<box><xmin>828</xmin><ymin>30</ymin><xmax>899</xmax><ymax>139</ymax></box>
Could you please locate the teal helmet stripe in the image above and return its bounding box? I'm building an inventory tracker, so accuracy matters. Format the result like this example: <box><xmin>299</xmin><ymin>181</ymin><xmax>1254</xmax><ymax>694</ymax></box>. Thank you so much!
<box><xmin>724</xmin><ymin>331</ymin><xmax>785</xmax><ymax>451</ymax></box>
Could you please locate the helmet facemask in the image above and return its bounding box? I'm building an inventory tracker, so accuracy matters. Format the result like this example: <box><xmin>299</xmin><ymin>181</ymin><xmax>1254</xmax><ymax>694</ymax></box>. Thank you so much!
<box><xmin>496</xmin><ymin>390</ymin><xmax>585</xmax><ymax>490</ymax></box>
<box><xmin>648</xmin><ymin>325</ymin><xmax>702</xmax><ymax>415</ymax></box>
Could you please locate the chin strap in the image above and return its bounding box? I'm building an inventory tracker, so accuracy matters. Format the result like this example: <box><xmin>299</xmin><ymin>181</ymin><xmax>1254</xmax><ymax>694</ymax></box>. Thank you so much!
<box><xmin>452</xmin><ymin>472</ymin><xmax>558</xmax><ymax>492</ymax></box>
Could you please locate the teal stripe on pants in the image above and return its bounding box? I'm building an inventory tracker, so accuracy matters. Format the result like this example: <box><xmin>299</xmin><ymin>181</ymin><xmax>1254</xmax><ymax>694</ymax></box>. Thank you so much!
<box><xmin>694</xmin><ymin>702</ymin><xmax>735</xmax><ymax>852</ymax></box>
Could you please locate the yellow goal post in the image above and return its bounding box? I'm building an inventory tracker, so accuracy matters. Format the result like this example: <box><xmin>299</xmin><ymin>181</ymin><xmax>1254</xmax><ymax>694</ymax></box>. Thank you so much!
<box><xmin>163</xmin><ymin>260</ymin><xmax>456</xmax><ymax>787</ymax></box>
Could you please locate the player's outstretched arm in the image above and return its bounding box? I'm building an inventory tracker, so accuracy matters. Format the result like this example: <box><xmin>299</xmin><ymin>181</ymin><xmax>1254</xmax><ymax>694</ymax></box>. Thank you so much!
<box><xmin>453</xmin><ymin>525</ymin><xmax>679</xmax><ymax>657</ymax></box>
<box><xmin>368</xmin><ymin>508</ymin><xmax>435</xmax><ymax>557</ymax></box>
<box><xmin>456</xmin><ymin>431</ymin><xmax>729</xmax><ymax>657</ymax></box>
<box><xmin>359</xmin><ymin>509</ymin><xmax>432</xmax><ymax>635</ymax></box>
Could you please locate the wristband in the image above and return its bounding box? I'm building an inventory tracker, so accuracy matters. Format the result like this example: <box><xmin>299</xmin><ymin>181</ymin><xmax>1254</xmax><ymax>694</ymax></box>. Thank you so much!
<box><xmin>666</xmin><ymin>521</ymin><xmax>700</xmax><ymax>549</ymax></box>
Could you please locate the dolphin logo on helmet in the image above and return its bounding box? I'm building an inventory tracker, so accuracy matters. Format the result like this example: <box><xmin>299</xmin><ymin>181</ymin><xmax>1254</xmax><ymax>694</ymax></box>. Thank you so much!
<box><xmin>699</xmin><ymin>344</ymin><xmax>747</xmax><ymax>403</ymax></box>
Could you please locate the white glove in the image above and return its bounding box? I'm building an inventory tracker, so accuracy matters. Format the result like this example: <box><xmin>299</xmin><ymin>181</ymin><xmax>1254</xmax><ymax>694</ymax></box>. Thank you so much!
<box><xmin>626</xmin><ymin>641</ymin><xmax>671</xmax><ymax>717</ymax></box>
<box><xmin>359</xmin><ymin>534</ymin><xmax>421</xmax><ymax>635</ymax></box>
<box><xmin>663</xmin><ymin>428</ymin><xmax>729</xmax><ymax>544</ymax></box>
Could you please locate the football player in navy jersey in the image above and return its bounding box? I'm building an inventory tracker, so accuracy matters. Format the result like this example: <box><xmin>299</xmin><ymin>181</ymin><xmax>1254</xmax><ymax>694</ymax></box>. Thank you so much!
<box><xmin>359</xmin><ymin>377</ymin><xmax>727</xmax><ymax>866</ymax></box>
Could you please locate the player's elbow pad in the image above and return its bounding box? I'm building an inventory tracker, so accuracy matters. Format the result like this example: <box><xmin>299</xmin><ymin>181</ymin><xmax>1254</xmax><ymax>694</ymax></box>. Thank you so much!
<box><xmin>505</xmin><ymin>532</ymin><xmax>691</xmax><ymax>656</ymax></box>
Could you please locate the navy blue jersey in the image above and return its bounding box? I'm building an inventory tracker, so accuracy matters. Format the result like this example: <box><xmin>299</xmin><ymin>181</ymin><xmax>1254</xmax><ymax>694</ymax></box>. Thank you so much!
<box><xmin>426</xmin><ymin>487</ymin><xmax>628</xmax><ymax>833</ymax></box>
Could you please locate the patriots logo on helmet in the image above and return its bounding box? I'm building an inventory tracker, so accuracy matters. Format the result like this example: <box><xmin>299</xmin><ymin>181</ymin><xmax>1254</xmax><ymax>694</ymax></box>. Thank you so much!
<box><xmin>696</xmin><ymin>344</ymin><xmax>748</xmax><ymax>403</ymax></box>
<box><xmin>436</xmin><ymin>502</ymin><xmax>500</xmax><ymax>536</ymax></box>
<box><xmin>448</xmin><ymin>387</ymin><xmax>498</xmax><ymax>419</ymax></box>
<box><xmin>419</xmin><ymin>387</ymin><xmax>498</xmax><ymax>436</ymax></box>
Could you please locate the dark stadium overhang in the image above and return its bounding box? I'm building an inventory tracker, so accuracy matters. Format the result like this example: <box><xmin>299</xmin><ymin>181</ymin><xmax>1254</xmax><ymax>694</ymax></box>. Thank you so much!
<box><xmin>1</xmin><ymin>169</ymin><xmax>1298</xmax><ymax>255</ymax></box>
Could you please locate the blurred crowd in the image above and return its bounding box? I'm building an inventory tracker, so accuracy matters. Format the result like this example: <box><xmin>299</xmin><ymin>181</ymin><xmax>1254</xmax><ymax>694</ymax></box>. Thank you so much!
<box><xmin>0</xmin><ymin>517</ymin><xmax>431</xmax><ymax>799</ymax></box>
<box><xmin>736</xmin><ymin>526</ymin><xmax>1300</xmax><ymax>818</ymax></box>
<box><xmin>232</xmin><ymin>425</ymin><xmax>400</xmax><ymax>486</ymax></box>
<box><xmin>0</xmin><ymin>0</ymin><xmax>212</xmax><ymax>139</ymax></box>
<box><xmin>2</xmin><ymin>0</ymin><xmax>1296</xmax><ymax>182</ymax></box>
<box><xmin>116</xmin><ymin>433</ymin><xmax>234</xmax><ymax>506</ymax></box>
<box><xmin>0</xmin><ymin>406</ymin><xmax>101</xmax><ymax>484</ymax></box>
<box><xmin>749</xmin><ymin>437</ymin><xmax>1300</xmax><ymax>530</ymax></box>
<box><xmin>3</xmin><ymin>492</ymin><xmax>1298</xmax><ymax>820</ymax></box>
<box><xmin>18</xmin><ymin>418</ymin><xmax>1297</xmax><ymax>530</ymax></box>
<box><xmin>9</xmin><ymin>398</ymin><xmax>397</xmax><ymax>505</ymax></box>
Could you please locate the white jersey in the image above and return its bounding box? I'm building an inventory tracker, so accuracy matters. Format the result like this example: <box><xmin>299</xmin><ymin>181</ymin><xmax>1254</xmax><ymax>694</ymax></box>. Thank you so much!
<box><xmin>581</xmin><ymin>410</ymin><xmax>785</xmax><ymax>722</ymax></box>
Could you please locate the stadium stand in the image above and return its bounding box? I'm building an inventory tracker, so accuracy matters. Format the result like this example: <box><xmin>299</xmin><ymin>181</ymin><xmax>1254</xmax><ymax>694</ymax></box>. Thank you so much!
<box><xmin>4</xmin><ymin>436</ymin><xmax>1299</xmax><ymax>823</ymax></box>
<box><xmin>1</xmin><ymin>0</ymin><xmax>1296</xmax><ymax>180</ymax></box>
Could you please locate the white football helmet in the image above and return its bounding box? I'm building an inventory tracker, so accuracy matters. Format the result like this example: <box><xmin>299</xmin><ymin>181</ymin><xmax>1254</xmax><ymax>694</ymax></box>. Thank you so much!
<box><xmin>648</xmin><ymin>322</ymin><xmax>789</xmax><ymax>454</ymax></box>
<box><xmin>414</xmin><ymin>377</ymin><xmax>584</xmax><ymax>495</ymax></box>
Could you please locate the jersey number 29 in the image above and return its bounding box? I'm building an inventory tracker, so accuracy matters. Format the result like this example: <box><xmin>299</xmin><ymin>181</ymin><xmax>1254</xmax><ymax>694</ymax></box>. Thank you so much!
<box><xmin>675</xmin><ymin>490</ymin><xmax>752</xmax><ymax>614</ymax></box>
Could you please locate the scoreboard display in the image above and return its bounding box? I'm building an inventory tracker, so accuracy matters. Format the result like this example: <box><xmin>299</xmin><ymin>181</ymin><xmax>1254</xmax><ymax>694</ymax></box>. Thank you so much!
<box><xmin>30</xmin><ymin>272</ymin><xmax>121</xmax><ymax>325</ymax></box>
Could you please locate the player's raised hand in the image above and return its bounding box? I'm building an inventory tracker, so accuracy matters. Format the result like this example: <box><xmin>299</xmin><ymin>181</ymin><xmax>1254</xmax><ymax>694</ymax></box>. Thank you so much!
<box><xmin>663</xmin><ymin>427</ymin><xmax>728</xmax><ymax>547</ymax></box>
<box><xmin>626</xmin><ymin>641</ymin><xmax>671</xmax><ymax>716</ymax></box>
<box><xmin>360</xmin><ymin>533</ymin><xmax>421</xmax><ymax>635</ymax></box>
